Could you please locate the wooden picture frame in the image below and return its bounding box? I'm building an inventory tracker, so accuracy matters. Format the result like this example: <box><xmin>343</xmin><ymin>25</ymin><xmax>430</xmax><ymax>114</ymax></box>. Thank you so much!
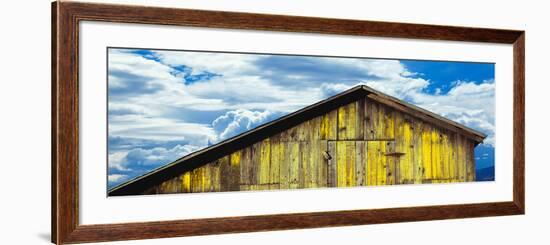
<box><xmin>52</xmin><ymin>1</ymin><xmax>525</xmax><ymax>244</ymax></box>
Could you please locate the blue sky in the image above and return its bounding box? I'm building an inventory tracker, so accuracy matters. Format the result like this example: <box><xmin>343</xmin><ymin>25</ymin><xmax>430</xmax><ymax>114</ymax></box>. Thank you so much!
<box><xmin>107</xmin><ymin>48</ymin><xmax>495</xmax><ymax>188</ymax></box>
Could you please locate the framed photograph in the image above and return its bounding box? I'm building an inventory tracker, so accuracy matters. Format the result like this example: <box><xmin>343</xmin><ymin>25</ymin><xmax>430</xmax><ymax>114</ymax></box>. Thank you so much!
<box><xmin>52</xmin><ymin>1</ymin><xmax>525</xmax><ymax>244</ymax></box>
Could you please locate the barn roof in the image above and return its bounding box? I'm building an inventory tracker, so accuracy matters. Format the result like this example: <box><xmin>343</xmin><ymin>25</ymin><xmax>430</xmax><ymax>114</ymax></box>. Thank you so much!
<box><xmin>108</xmin><ymin>85</ymin><xmax>486</xmax><ymax>196</ymax></box>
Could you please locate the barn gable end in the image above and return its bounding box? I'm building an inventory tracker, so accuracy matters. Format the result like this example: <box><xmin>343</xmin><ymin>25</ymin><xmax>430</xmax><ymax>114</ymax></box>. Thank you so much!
<box><xmin>109</xmin><ymin>85</ymin><xmax>484</xmax><ymax>196</ymax></box>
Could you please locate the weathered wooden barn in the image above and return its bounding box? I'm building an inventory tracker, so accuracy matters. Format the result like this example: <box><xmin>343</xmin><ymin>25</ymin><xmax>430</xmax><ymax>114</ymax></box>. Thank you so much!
<box><xmin>109</xmin><ymin>85</ymin><xmax>486</xmax><ymax>196</ymax></box>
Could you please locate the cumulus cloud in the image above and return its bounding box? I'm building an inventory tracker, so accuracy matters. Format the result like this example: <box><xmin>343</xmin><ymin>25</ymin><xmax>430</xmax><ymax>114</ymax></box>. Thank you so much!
<box><xmin>212</xmin><ymin>109</ymin><xmax>283</xmax><ymax>140</ymax></box>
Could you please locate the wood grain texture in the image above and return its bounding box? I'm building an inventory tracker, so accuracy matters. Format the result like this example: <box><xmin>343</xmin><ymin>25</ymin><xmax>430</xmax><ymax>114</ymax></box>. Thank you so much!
<box><xmin>52</xmin><ymin>1</ymin><xmax>525</xmax><ymax>244</ymax></box>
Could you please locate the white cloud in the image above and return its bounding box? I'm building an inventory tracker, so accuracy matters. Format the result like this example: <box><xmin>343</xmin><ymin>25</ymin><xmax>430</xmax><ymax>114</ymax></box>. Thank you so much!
<box><xmin>212</xmin><ymin>109</ymin><xmax>281</xmax><ymax>140</ymax></box>
<box><xmin>109</xmin><ymin>144</ymin><xmax>200</xmax><ymax>172</ymax></box>
<box><xmin>108</xmin><ymin>174</ymin><xmax>128</xmax><ymax>183</ymax></box>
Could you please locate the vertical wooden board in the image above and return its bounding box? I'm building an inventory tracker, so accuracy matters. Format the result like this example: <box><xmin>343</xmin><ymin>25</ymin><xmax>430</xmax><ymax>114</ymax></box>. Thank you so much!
<box><xmin>430</xmin><ymin>128</ymin><xmax>442</xmax><ymax>182</ymax></box>
<box><xmin>239</xmin><ymin>147</ymin><xmax>251</xmax><ymax>185</ymax></box>
<box><xmin>382</xmin><ymin>106</ymin><xmax>395</xmax><ymax>140</ymax></box>
<box><xmin>367</xmin><ymin>141</ymin><xmax>388</xmax><ymax>186</ymax></box>
<box><xmin>210</xmin><ymin>160</ymin><xmax>221</xmax><ymax>192</ymax></box>
<box><xmin>228</xmin><ymin>151</ymin><xmax>241</xmax><ymax>191</ymax></box>
<box><xmin>348</xmin><ymin>102</ymin><xmax>358</xmax><ymax>140</ymax></box>
<box><xmin>466</xmin><ymin>141</ymin><xmax>476</xmax><ymax>182</ymax></box>
<box><xmin>367</xmin><ymin>101</ymin><xmax>395</xmax><ymax>140</ymax></box>
<box><xmin>447</xmin><ymin>133</ymin><xmax>458</xmax><ymax>182</ymax></box>
<box><xmin>299</xmin><ymin>141</ymin><xmax>311</xmax><ymax>188</ymax></box>
<box><xmin>412</xmin><ymin>119</ymin><xmax>423</xmax><ymax>184</ymax></box>
<box><xmin>335</xmin><ymin>140</ymin><xmax>356</xmax><ymax>187</ymax></box>
<box><xmin>337</xmin><ymin>103</ymin><xmax>357</xmax><ymax>140</ymax></box>
<box><xmin>456</xmin><ymin>135</ymin><xmax>466</xmax><ymax>182</ymax></box>
<box><xmin>356</xmin><ymin>98</ymin><xmax>366</xmax><ymax>140</ymax></box>
<box><xmin>279</xmin><ymin>141</ymin><xmax>290</xmax><ymax>189</ymax></box>
<box><xmin>181</xmin><ymin>171</ymin><xmax>192</xmax><ymax>193</ymax></box>
<box><xmin>386</xmin><ymin>141</ymin><xmax>396</xmax><ymax>185</ymax></box>
<box><xmin>270</xmin><ymin>137</ymin><xmax>281</xmax><ymax>185</ymax></box>
<box><xmin>203</xmin><ymin>164</ymin><xmax>213</xmax><ymax>192</ymax></box>
<box><xmin>336</xmin><ymin>141</ymin><xmax>346</xmax><ymax>187</ymax></box>
<box><xmin>366</xmin><ymin>141</ymin><xmax>377</xmax><ymax>186</ymax></box>
<box><xmin>191</xmin><ymin>167</ymin><xmax>203</xmax><ymax>193</ymax></box>
<box><xmin>377</xmin><ymin>141</ymin><xmax>387</xmax><ymax>186</ymax></box>
<box><xmin>310</xmin><ymin>116</ymin><xmax>321</xmax><ymax>141</ymax></box>
<box><xmin>308</xmin><ymin>140</ymin><xmax>320</xmax><ymax>188</ymax></box>
<box><xmin>318</xmin><ymin>140</ymin><xmax>328</xmax><ymax>188</ymax></box>
<box><xmin>259</xmin><ymin>139</ymin><xmax>271</xmax><ymax>185</ymax></box>
<box><xmin>345</xmin><ymin>141</ymin><xmax>356</xmax><ymax>186</ymax></box>
<box><xmin>421</xmin><ymin>124</ymin><xmax>433</xmax><ymax>181</ymax></box>
<box><xmin>327</xmin><ymin>141</ymin><xmax>337</xmax><ymax>187</ymax></box>
<box><xmin>439</xmin><ymin>130</ymin><xmax>449</xmax><ymax>183</ymax></box>
<box><xmin>320</xmin><ymin>109</ymin><xmax>338</xmax><ymax>140</ymax></box>
<box><xmin>394</xmin><ymin>112</ymin><xmax>403</xmax><ymax>183</ymax></box>
<box><xmin>355</xmin><ymin>141</ymin><xmax>366</xmax><ymax>186</ymax></box>
<box><xmin>365</xmin><ymin>100</ymin><xmax>378</xmax><ymax>140</ymax></box>
<box><xmin>285</xmin><ymin>123</ymin><xmax>299</xmax><ymax>142</ymax></box>
<box><xmin>218</xmin><ymin>156</ymin><xmax>232</xmax><ymax>192</ymax></box>
<box><xmin>337</xmin><ymin>105</ymin><xmax>346</xmax><ymax>140</ymax></box>
<box><xmin>296</xmin><ymin>121</ymin><xmax>309</xmax><ymax>142</ymax></box>
<box><xmin>394</xmin><ymin>112</ymin><xmax>414</xmax><ymax>184</ymax></box>
<box><xmin>443</xmin><ymin>131</ymin><xmax>453</xmax><ymax>182</ymax></box>
<box><xmin>289</xmin><ymin>142</ymin><xmax>300</xmax><ymax>189</ymax></box>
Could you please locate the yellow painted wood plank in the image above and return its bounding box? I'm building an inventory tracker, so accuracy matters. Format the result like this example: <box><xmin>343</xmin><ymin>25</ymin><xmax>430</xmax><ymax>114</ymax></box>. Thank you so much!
<box><xmin>447</xmin><ymin>132</ymin><xmax>458</xmax><ymax>182</ymax></box>
<box><xmin>441</xmin><ymin>131</ymin><xmax>452</xmax><ymax>182</ymax></box>
<box><xmin>421</xmin><ymin>124</ymin><xmax>433</xmax><ymax>181</ymax></box>
<box><xmin>386</xmin><ymin>141</ymin><xmax>396</xmax><ymax>185</ymax></box>
<box><xmin>367</xmin><ymin>141</ymin><xmax>377</xmax><ymax>186</ymax></box>
<box><xmin>356</xmin><ymin>98</ymin><xmax>366</xmax><ymax>140</ymax></box>
<box><xmin>440</xmin><ymin>129</ymin><xmax>450</xmax><ymax>183</ymax></box>
<box><xmin>191</xmin><ymin>167</ymin><xmax>203</xmax><ymax>193</ymax></box>
<box><xmin>431</xmin><ymin>128</ymin><xmax>442</xmax><ymax>182</ymax></box>
<box><xmin>239</xmin><ymin>147</ymin><xmax>252</xmax><ymax>185</ymax></box>
<box><xmin>337</xmin><ymin>103</ymin><xmax>357</xmax><ymax>140</ymax></box>
<box><xmin>318</xmin><ymin>140</ymin><xmax>328</xmax><ymax>188</ymax></box>
<box><xmin>309</xmin><ymin>140</ymin><xmax>320</xmax><ymax>188</ymax></box>
<box><xmin>181</xmin><ymin>171</ymin><xmax>192</xmax><ymax>193</ymax></box>
<box><xmin>345</xmin><ymin>141</ymin><xmax>356</xmax><ymax>186</ymax></box>
<box><xmin>259</xmin><ymin>139</ymin><xmax>271</xmax><ymax>185</ymax></box>
<box><xmin>365</xmin><ymin>100</ymin><xmax>377</xmax><ymax>140</ymax></box>
<box><xmin>412</xmin><ymin>119</ymin><xmax>423</xmax><ymax>184</ymax></box>
<box><xmin>299</xmin><ymin>141</ymin><xmax>311</xmax><ymax>188</ymax></box>
<box><xmin>377</xmin><ymin>141</ymin><xmax>387</xmax><ymax>186</ymax></box>
<box><xmin>202</xmin><ymin>164</ymin><xmax>212</xmax><ymax>192</ymax></box>
<box><xmin>320</xmin><ymin>109</ymin><xmax>338</xmax><ymax>140</ymax></box>
<box><xmin>383</xmin><ymin>107</ymin><xmax>395</xmax><ymax>140</ymax></box>
<box><xmin>327</xmin><ymin>141</ymin><xmax>337</xmax><ymax>187</ymax></box>
<box><xmin>289</xmin><ymin>142</ymin><xmax>300</xmax><ymax>189</ymax></box>
<box><xmin>395</xmin><ymin>113</ymin><xmax>414</xmax><ymax>184</ymax></box>
<box><xmin>367</xmin><ymin>141</ymin><xmax>388</xmax><ymax>186</ymax></box>
<box><xmin>226</xmin><ymin>152</ymin><xmax>240</xmax><ymax>191</ymax></box>
<box><xmin>296</xmin><ymin>121</ymin><xmax>309</xmax><ymax>142</ymax></box>
<box><xmin>456</xmin><ymin>135</ymin><xmax>466</xmax><ymax>182</ymax></box>
<box><xmin>310</xmin><ymin>116</ymin><xmax>321</xmax><ymax>141</ymax></box>
<box><xmin>336</xmin><ymin>141</ymin><xmax>347</xmax><ymax>187</ymax></box>
<box><xmin>466</xmin><ymin>141</ymin><xmax>476</xmax><ymax>182</ymax></box>
<box><xmin>270</xmin><ymin>137</ymin><xmax>281</xmax><ymax>185</ymax></box>
<box><xmin>279</xmin><ymin>141</ymin><xmax>290</xmax><ymax>189</ymax></box>
<box><xmin>355</xmin><ymin>141</ymin><xmax>366</xmax><ymax>186</ymax></box>
<box><xmin>366</xmin><ymin>100</ymin><xmax>395</xmax><ymax>140</ymax></box>
<box><xmin>210</xmin><ymin>161</ymin><xmax>221</xmax><ymax>192</ymax></box>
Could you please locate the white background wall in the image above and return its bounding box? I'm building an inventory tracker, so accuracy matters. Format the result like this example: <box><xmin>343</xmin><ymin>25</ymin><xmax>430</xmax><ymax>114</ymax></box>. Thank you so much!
<box><xmin>0</xmin><ymin>0</ymin><xmax>547</xmax><ymax>244</ymax></box>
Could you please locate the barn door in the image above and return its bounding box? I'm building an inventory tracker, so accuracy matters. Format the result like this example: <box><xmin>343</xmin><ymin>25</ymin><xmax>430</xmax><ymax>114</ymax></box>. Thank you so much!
<box><xmin>326</xmin><ymin>140</ymin><xmax>397</xmax><ymax>188</ymax></box>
